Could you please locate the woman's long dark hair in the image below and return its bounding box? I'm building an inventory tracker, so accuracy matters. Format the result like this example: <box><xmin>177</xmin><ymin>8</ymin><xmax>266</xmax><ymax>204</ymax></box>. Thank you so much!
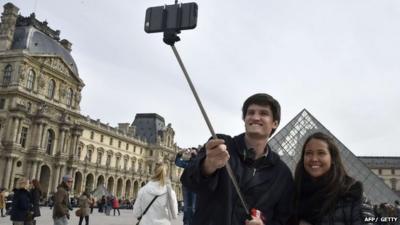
<box><xmin>294</xmin><ymin>132</ymin><xmax>355</xmax><ymax>219</ymax></box>
<box><xmin>31</xmin><ymin>179</ymin><xmax>43</xmax><ymax>194</ymax></box>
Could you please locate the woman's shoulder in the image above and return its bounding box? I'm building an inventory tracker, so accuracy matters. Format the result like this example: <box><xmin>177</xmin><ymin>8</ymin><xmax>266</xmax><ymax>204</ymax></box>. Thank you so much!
<box><xmin>341</xmin><ymin>180</ymin><xmax>363</xmax><ymax>201</ymax></box>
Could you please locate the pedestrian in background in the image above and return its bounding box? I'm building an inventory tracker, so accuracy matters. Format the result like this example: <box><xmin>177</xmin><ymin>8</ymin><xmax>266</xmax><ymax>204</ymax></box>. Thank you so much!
<box><xmin>133</xmin><ymin>162</ymin><xmax>178</xmax><ymax>225</ymax></box>
<box><xmin>0</xmin><ymin>188</ymin><xmax>6</xmax><ymax>217</ymax></box>
<box><xmin>175</xmin><ymin>148</ymin><xmax>198</xmax><ymax>225</ymax></box>
<box><xmin>78</xmin><ymin>191</ymin><xmax>90</xmax><ymax>225</ymax></box>
<box><xmin>53</xmin><ymin>175</ymin><xmax>73</xmax><ymax>225</ymax></box>
<box><xmin>112</xmin><ymin>197</ymin><xmax>120</xmax><ymax>216</ymax></box>
<box><xmin>30</xmin><ymin>179</ymin><xmax>42</xmax><ymax>225</ymax></box>
<box><xmin>10</xmin><ymin>177</ymin><xmax>33</xmax><ymax>225</ymax></box>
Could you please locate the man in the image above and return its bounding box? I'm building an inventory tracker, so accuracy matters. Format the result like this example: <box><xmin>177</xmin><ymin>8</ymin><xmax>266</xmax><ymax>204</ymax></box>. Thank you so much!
<box><xmin>53</xmin><ymin>175</ymin><xmax>73</xmax><ymax>225</ymax></box>
<box><xmin>175</xmin><ymin>148</ymin><xmax>198</xmax><ymax>225</ymax></box>
<box><xmin>181</xmin><ymin>93</ymin><xmax>294</xmax><ymax>225</ymax></box>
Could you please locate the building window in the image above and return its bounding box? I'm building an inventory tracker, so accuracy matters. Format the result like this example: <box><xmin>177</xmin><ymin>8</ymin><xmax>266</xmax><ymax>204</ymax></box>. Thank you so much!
<box><xmin>3</xmin><ymin>64</ymin><xmax>12</xmax><ymax>85</ymax></box>
<box><xmin>19</xmin><ymin>127</ymin><xmax>28</xmax><ymax>148</ymax></box>
<box><xmin>66</xmin><ymin>88</ymin><xmax>73</xmax><ymax>106</ymax></box>
<box><xmin>126</xmin><ymin>143</ymin><xmax>129</xmax><ymax>151</ymax></box>
<box><xmin>100</xmin><ymin>135</ymin><xmax>104</xmax><ymax>142</ymax></box>
<box><xmin>378</xmin><ymin>169</ymin><xmax>382</xmax><ymax>175</ymax></box>
<box><xmin>392</xmin><ymin>169</ymin><xmax>395</xmax><ymax>175</ymax></box>
<box><xmin>391</xmin><ymin>178</ymin><xmax>397</xmax><ymax>190</ymax></box>
<box><xmin>46</xmin><ymin>129</ymin><xmax>55</xmax><ymax>155</ymax></box>
<box><xmin>97</xmin><ymin>152</ymin><xmax>103</xmax><ymax>164</ymax></box>
<box><xmin>109</xmin><ymin>138</ymin><xmax>113</xmax><ymax>145</ymax></box>
<box><xmin>87</xmin><ymin>150</ymin><xmax>92</xmax><ymax>162</ymax></box>
<box><xmin>0</xmin><ymin>98</ymin><xmax>5</xmax><ymax>109</ymax></box>
<box><xmin>118</xmin><ymin>141</ymin><xmax>121</xmax><ymax>148</ymax></box>
<box><xmin>26</xmin><ymin>70</ymin><xmax>35</xmax><ymax>90</ymax></box>
<box><xmin>27</xmin><ymin>102</ymin><xmax>31</xmax><ymax>112</ymax></box>
<box><xmin>47</xmin><ymin>79</ymin><xmax>56</xmax><ymax>98</ymax></box>
<box><xmin>124</xmin><ymin>159</ymin><xmax>128</xmax><ymax>170</ymax></box>
<box><xmin>90</xmin><ymin>131</ymin><xmax>94</xmax><ymax>140</ymax></box>
<box><xmin>116</xmin><ymin>157</ymin><xmax>120</xmax><ymax>168</ymax></box>
<box><xmin>106</xmin><ymin>155</ymin><xmax>111</xmax><ymax>166</ymax></box>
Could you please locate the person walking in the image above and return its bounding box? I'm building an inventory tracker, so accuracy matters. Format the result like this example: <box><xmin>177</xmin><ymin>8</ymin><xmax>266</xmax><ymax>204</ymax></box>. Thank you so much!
<box><xmin>9</xmin><ymin>177</ymin><xmax>33</xmax><ymax>225</ymax></box>
<box><xmin>30</xmin><ymin>179</ymin><xmax>42</xmax><ymax>225</ymax></box>
<box><xmin>112</xmin><ymin>197</ymin><xmax>120</xmax><ymax>216</ymax></box>
<box><xmin>53</xmin><ymin>175</ymin><xmax>73</xmax><ymax>225</ymax></box>
<box><xmin>175</xmin><ymin>148</ymin><xmax>198</xmax><ymax>225</ymax></box>
<box><xmin>78</xmin><ymin>191</ymin><xmax>90</xmax><ymax>225</ymax></box>
<box><xmin>0</xmin><ymin>188</ymin><xmax>6</xmax><ymax>217</ymax></box>
<box><xmin>133</xmin><ymin>162</ymin><xmax>178</xmax><ymax>225</ymax></box>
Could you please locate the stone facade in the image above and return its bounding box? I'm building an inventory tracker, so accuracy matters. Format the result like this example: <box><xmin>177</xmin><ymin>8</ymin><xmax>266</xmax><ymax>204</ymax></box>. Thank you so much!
<box><xmin>358</xmin><ymin>156</ymin><xmax>400</xmax><ymax>197</ymax></box>
<box><xmin>0</xmin><ymin>3</ymin><xmax>183</xmax><ymax>200</ymax></box>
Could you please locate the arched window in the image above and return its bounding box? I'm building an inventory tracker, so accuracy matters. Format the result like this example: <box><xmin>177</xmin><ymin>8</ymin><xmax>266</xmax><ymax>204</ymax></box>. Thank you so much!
<box><xmin>97</xmin><ymin>152</ymin><xmax>103</xmax><ymax>164</ymax></box>
<box><xmin>46</xmin><ymin>129</ymin><xmax>55</xmax><ymax>155</ymax></box>
<box><xmin>47</xmin><ymin>79</ymin><xmax>56</xmax><ymax>98</ymax></box>
<box><xmin>66</xmin><ymin>88</ymin><xmax>73</xmax><ymax>106</ymax></box>
<box><xmin>26</xmin><ymin>70</ymin><xmax>35</xmax><ymax>90</ymax></box>
<box><xmin>3</xmin><ymin>64</ymin><xmax>12</xmax><ymax>85</ymax></box>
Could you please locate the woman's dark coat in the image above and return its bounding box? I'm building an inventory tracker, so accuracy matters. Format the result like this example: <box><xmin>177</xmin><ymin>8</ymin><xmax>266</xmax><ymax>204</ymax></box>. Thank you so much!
<box><xmin>299</xmin><ymin>182</ymin><xmax>376</xmax><ymax>225</ymax></box>
<box><xmin>30</xmin><ymin>188</ymin><xmax>41</xmax><ymax>217</ymax></box>
<box><xmin>10</xmin><ymin>188</ymin><xmax>32</xmax><ymax>222</ymax></box>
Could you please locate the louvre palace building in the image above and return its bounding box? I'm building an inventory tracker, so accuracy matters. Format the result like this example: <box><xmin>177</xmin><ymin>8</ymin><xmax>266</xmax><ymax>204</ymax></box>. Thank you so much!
<box><xmin>0</xmin><ymin>3</ymin><xmax>184</xmax><ymax>200</ymax></box>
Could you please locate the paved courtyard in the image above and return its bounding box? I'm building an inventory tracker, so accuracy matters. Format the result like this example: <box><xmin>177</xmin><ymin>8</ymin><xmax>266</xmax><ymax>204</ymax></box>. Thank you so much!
<box><xmin>0</xmin><ymin>207</ymin><xmax>183</xmax><ymax>225</ymax></box>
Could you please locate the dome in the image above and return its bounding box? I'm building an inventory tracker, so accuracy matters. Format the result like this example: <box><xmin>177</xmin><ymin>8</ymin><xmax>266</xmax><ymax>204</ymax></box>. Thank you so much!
<box><xmin>11</xmin><ymin>25</ymin><xmax>79</xmax><ymax>77</ymax></box>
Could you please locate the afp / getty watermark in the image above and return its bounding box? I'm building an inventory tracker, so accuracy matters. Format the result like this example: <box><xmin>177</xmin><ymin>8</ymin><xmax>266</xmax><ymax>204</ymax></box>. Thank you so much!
<box><xmin>365</xmin><ymin>217</ymin><xmax>398</xmax><ymax>223</ymax></box>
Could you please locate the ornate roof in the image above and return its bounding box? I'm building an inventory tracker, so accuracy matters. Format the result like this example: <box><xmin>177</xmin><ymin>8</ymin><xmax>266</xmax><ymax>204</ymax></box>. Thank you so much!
<box><xmin>11</xmin><ymin>13</ymin><xmax>79</xmax><ymax>77</ymax></box>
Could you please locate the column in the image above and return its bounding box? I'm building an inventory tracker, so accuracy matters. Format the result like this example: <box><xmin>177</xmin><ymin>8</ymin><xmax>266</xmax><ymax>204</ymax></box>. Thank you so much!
<box><xmin>35</xmin><ymin>163</ymin><xmax>41</xmax><ymax>180</ymax></box>
<box><xmin>34</xmin><ymin>123</ymin><xmax>43</xmax><ymax>148</ymax></box>
<box><xmin>2</xmin><ymin>157</ymin><xmax>13</xmax><ymax>189</ymax></box>
<box><xmin>12</xmin><ymin>118</ymin><xmax>20</xmax><ymax>143</ymax></box>
<box><xmin>69</xmin><ymin>134</ymin><xmax>76</xmax><ymax>156</ymax></box>
<box><xmin>5</xmin><ymin>117</ymin><xmax>14</xmax><ymax>142</ymax></box>
<box><xmin>9</xmin><ymin>157</ymin><xmax>17</xmax><ymax>189</ymax></box>
<box><xmin>58</xmin><ymin>129</ymin><xmax>66</xmax><ymax>154</ymax></box>
<box><xmin>63</xmin><ymin>134</ymin><xmax>69</xmax><ymax>153</ymax></box>
<box><xmin>40</xmin><ymin>124</ymin><xmax>47</xmax><ymax>149</ymax></box>
<box><xmin>52</xmin><ymin>165</ymin><xmax>61</xmax><ymax>192</ymax></box>
<box><xmin>15</xmin><ymin>117</ymin><xmax>23</xmax><ymax>144</ymax></box>
<box><xmin>30</xmin><ymin>161</ymin><xmax>38</xmax><ymax>179</ymax></box>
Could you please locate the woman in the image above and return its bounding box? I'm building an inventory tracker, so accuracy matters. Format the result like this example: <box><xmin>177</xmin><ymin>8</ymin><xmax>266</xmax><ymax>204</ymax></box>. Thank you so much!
<box><xmin>292</xmin><ymin>132</ymin><xmax>375</xmax><ymax>225</ymax></box>
<box><xmin>10</xmin><ymin>177</ymin><xmax>33</xmax><ymax>225</ymax></box>
<box><xmin>78</xmin><ymin>191</ymin><xmax>90</xmax><ymax>225</ymax></box>
<box><xmin>0</xmin><ymin>188</ymin><xmax>6</xmax><ymax>217</ymax></box>
<box><xmin>133</xmin><ymin>162</ymin><xmax>178</xmax><ymax>225</ymax></box>
<box><xmin>30</xmin><ymin>179</ymin><xmax>42</xmax><ymax>225</ymax></box>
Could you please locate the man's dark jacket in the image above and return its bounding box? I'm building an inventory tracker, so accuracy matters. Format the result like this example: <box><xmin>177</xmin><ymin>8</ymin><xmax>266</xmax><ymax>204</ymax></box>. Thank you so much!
<box><xmin>181</xmin><ymin>133</ymin><xmax>294</xmax><ymax>225</ymax></box>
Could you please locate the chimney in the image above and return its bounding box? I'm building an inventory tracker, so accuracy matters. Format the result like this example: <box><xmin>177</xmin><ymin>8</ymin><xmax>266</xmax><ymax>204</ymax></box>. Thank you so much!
<box><xmin>60</xmin><ymin>39</ymin><xmax>72</xmax><ymax>52</ymax></box>
<box><xmin>0</xmin><ymin>3</ymin><xmax>19</xmax><ymax>51</ymax></box>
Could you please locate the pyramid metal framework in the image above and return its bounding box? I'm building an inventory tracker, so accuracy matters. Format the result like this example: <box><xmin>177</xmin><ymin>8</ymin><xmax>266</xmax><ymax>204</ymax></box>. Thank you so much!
<box><xmin>269</xmin><ymin>109</ymin><xmax>399</xmax><ymax>204</ymax></box>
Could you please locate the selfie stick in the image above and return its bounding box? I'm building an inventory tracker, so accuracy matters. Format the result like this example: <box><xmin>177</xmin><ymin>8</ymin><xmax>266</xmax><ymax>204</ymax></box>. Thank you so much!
<box><xmin>163</xmin><ymin>32</ymin><xmax>250</xmax><ymax>216</ymax></box>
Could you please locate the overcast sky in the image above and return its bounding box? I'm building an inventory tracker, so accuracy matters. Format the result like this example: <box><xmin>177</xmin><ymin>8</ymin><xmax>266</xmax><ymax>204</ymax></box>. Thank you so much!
<box><xmin>7</xmin><ymin>0</ymin><xmax>400</xmax><ymax>156</ymax></box>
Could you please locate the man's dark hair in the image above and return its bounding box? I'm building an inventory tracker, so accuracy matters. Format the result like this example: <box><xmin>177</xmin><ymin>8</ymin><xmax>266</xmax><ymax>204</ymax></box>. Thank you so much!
<box><xmin>242</xmin><ymin>93</ymin><xmax>281</xmax><ymax>135</ymax></box>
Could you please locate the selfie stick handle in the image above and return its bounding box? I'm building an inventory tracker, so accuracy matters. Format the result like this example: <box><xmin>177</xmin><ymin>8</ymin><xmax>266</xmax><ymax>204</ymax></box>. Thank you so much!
<box><xmin>170</xmin><ymin>45</ymin><xmax>250</xmax><ymax>216</ymax></box>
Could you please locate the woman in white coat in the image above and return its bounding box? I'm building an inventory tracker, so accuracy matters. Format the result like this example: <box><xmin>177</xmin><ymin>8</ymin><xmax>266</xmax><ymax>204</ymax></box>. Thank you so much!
<box><xmin>133</xmin><ymin>162</ymin><xmax>178</xmax><ymax>225</ymax></box>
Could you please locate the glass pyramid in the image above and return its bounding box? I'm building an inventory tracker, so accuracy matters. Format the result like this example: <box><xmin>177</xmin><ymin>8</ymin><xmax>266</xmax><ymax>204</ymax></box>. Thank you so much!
<box><xmin>269</xmin><ymin>109</ymin><xmax>399</xmax><ymax>204</ymax></box>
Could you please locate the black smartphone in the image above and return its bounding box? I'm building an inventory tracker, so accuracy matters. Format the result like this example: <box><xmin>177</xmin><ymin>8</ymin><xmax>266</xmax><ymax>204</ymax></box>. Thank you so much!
<box><xmin>144</xmin><ymin>2</ymin><xmax>198</xmax><ymax>33</ymax></box>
